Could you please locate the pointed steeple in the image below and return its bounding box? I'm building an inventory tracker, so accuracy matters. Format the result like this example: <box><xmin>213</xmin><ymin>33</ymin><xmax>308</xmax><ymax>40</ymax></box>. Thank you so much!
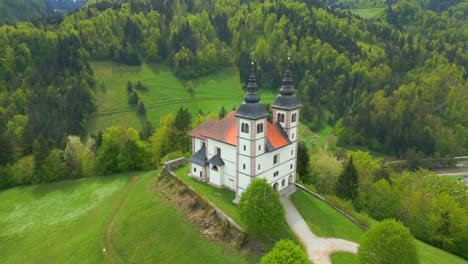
<box><xmin>244</xmin><ymin>61</ymin><xmax>260</xmax><ymax>103</ymax></box>
<box><xmin>272</xmin><ymin>57</ymin><xmax>302</xmax><ymax>110</ymax></box>
<box><xmin>235</xmin><ymin>61</ymin><xmax>269</xmax><ymax>120</ymax></box>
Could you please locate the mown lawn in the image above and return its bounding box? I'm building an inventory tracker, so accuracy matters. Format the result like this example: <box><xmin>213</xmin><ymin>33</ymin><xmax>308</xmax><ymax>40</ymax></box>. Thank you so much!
<box><xmin>330</xmin><ymin>252</ymin><xmax>359</xmax><ymax>264</ymax></box>
<box><xmin>88</xmin><ymin>61</ymin><xmax>276</xmax><ymax>134</ymax></box>
<box><xmin>0</xmin><ymin>171</ymin><xmax>253</xmax><ymax>263</ymax></box>
<box><xmin>172</xmin><ymin>164</ymin><xmax>298</xmax><ymax>246</ymax></box>
<box><xmin>291</xmin><ymin>189</ymin><xmax>467</xmax><ymax>264</ymax></box>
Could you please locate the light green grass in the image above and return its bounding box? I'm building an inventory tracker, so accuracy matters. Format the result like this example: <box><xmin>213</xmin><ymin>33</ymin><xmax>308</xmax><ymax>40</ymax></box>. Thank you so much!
<box><xmin>350</xmin><ymin>8</ymin><xmax>385</xmax><ymax>19</ymax></box>
<box><xmin>88</xmin><ymin>61</ymin><xmax>276</xmax><ymax>134</ymax></box>
<box><xmin>291</xmin><ymin>189</ymin><xmax>467</xmax><ymax>264</ymax></box>
<box><xmin>0</xmin><ymin>173</ymin><xmax>133</xmax><ymax>263</ymax></box>
<box><xmin>112</xmin><ymin>171</ymin><xmax>253</xmax><ymax>263</ymax></box>
<box><xmin>331</xmin><ymin>252</ymin><xmax>359</xmax><ymax>264</ymax></box>
<box><xmin>0</xmin><ymin>171</ymin><xmax>253</xmax><ymax>263</ymax></box>
<box><xmin>290</xmin><ymin>189</ymin><xmax>365</xmax><ymax>243</ymax></box>
<box><xmin>172</xmin><ymin>163</ymin><xmax>298</xmax><ymax>246</ymax></box>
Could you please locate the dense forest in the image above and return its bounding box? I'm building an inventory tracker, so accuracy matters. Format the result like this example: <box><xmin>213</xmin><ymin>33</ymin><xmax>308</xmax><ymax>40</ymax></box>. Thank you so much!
<box><xmin>0</xmin><ymin>0</ymin><xmax>466</xmax><ymax>188</ymax></box>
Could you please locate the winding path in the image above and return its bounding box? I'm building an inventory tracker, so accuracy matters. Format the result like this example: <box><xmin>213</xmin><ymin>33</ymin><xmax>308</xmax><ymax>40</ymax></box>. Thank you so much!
<box><xmin>281</xmin><ymin>196</ymin><xmax>359</xmax><ymax>264</ymax></box>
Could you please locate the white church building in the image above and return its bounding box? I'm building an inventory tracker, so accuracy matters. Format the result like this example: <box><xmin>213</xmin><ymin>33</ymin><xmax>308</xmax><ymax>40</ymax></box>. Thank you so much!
<box><xmin>188</xmin><ymin>62</ymin><xmax>302</xmax><ymax>202</ymax></box>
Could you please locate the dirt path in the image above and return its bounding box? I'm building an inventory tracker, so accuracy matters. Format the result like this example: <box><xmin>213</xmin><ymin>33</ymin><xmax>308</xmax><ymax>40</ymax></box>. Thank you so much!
<box><xmin>101</xmin><ymin>176</ymin><xmax>140</xmax><ymax>264</ymax></box>
<box><xmin>280</xmin><ymin>196</ymin><xmax>358</xmax><ymax>264</ymax></box>
<box><xmin>93</xmin><ymin>97</ymin><xmax>233</xmax><ymax>116</ymax></box>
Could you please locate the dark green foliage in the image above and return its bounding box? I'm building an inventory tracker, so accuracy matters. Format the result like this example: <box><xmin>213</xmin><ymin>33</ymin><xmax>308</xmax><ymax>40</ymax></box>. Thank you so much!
<box><xmin>336</xmin><ymin>157</ymin><xmax>358</xmax><ymax>200</ymax></box>
<box><xmin>40</xmin><ymin>149</ymin><xmax>66</xmax><ymax>182</ymax></box>
<box><xmin>127</xmin><ymin>81</ymin><xmax>134</xmax><ymax>94</ymax></box>
<box><xmin>137</xmin><ymin>101</ymin><xmax>146</xmax><ymax>116</ymax></box>
<box><xmin>135</xmin><ymin>81</ymin><xmax>148</xmax><ymax>91</ymax></box>
<box><xmin>358</xmin><ymin>219</ymin><xmax>419</xmax><ymax>264</ymax></box>
<box><xmin>238</xmin><ymin>178</ymin><xmax>285</xmax><ymax>236</ymax></box>
<box><xmin>140</xmin><ymin>121</ymin><xmax>154</xmax><ymax>140</ymax></box>
<box><xmin>297</xmin><ymin>141</ymin><xmax>310</xmax><ymax>183</ymax></box>
<box><xmin>128</xmin><ymin>91</ymin><xmax>139</xmax><ymax>105</ymax></box>
<box><xmin>218</xmin><ymin>106</ymin><xmax>227</xmax><ymax>119</ymax></box>
<box><xmin>175</xmin><ymin>107</ymin><xmax>192</xmax><ymax>152</ymax></box>
<box><xmin>261</xmin><ymin>240</ymin><xmax>311</xmax><ymax>264</ymax></box>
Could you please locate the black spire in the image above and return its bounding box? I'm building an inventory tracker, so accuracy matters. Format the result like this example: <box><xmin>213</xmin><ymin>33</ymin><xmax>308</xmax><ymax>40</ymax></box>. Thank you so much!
<box><xmin>235</xmin><ymin>62</ymin><xmax>269</xmax><ymax>120</ymax></box>
<box><xmin>272</xmin><ymin>58</ymin><xmax>302</xmax><ymax>110</ymax></box>
<box><xmin>244</xmin><ymin>62</ymin><xmax>260</xmax><ymax>103</ymax></box>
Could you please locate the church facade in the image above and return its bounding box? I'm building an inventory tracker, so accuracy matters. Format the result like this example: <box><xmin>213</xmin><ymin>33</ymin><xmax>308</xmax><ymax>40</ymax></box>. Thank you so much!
<box><xmin>188</xmin><ymin>63</ymin><xmax>302</xmax><ymax>202</ymax></box>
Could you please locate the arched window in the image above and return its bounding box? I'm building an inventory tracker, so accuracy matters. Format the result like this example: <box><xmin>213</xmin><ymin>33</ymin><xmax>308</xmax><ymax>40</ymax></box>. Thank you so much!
<box><xmin>241</xmin><ymin>123</ymin><xmax>249</xmax><ymax>133</ymax></box>
<box><xmin>282</xmin><ymin>179</ymin><xmax>286</xmax><ymax>187</ymax></box>
<box><xmin>277</xmin><ymin>113</ymin><xmax>281</xmax><ymax>123</ymax></box>
<box><xmin>256</xmin><ymin>123</ymin><xmax>263</xmax><ymax>133</ymax></box>
<box><xmin>277</xmin><ymin>113</ymin><xmax>285</xmax><ymax>123</ymax></box>
<box><xmin>212</xmin><ymin>165</ymin><xmax>218</xmax><ymax>172</ymax></box>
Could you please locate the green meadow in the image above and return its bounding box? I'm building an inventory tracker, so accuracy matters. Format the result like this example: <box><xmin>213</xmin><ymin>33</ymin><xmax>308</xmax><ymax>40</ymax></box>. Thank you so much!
<box><xmin>0</xmin><ymin>171</ymin><xmax>252</xmax><ymax>263</ymax></box>
<box><xmin>290</xmin><ymin>189</ymin><xmax>467</xmax><ymax>264</ymax></box>
<box><xmin>87</xmin><ymin>61</ymin><xmax>276</xmax><ymax>134</ymax></box>
<box><xmin>350</xmin><ymin>8</ymin><xmax>385</xmax><ymax>19</ymax></box>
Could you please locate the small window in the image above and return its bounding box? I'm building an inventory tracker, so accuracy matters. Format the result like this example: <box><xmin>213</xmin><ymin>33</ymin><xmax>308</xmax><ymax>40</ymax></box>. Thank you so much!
<box><xmin>194</xmin><ymin>167</ymin><xmax>197</xmax><ymax>172</ymax></box>
<box><xmin>243</xmin><ymin>164</ymin><xmax>246</xmax><ymax>170</ymax></box>
<box><xmin>292</xmin><ymin>113</ymin><xmax>297</xmax><ymax>122</ymax></box>
<box><xmin>282</xmin><ymin>179</ymin><xmax>286</xmax><ymax>187</ymax></box>
<box><xmin>212</xmin><ymin>165</ymin><xmax>218</xmax><ymax>172</ymax></box>
<box><xmin>273</xmin><ymin>154</ymin><xmax>279</xmax><ymax>164</ymax></box>
<box><xmin>291</xmin><ymin>149</ymin><xmax>293</xmax><ymax>155</ymax></box>
<box><xmin>243</xmin><ymin>145</ymin><xmax>246</xmax><ymax>151</ymax></box>
<box><xmin>258</xmin><ymin>164</ymin><xmax>261</xmax><ymax>170</ymax></box>
<box><xmin>290</xmin><ymin>164</ymin><xmax>293</xmax><ymax>169</ymax></box>
<box><xmin>258</xmin><ymin>145</ymin><xmax>261</xmax><ymax>151</ymax></box>
<box><xmin>277</xmin><ymin>113</ymin><xmax>285</xmax><ymax>122</ymax></box>
<box><xmin>216</xmin><ymin>147</ymin><xmax>221</xmax><ymax>156</ymax></box>
<box><xmin>274</xmin><ymin>171</ymin><xmax>279</xmax><ymax>177</ymax></box>
<box><xmin>292</xmin><ymin>133</ymin><xmax>295</xmax><ymax>139</ymax></box>
<box><xmin>202</xmin><ymin>142</ymin><xmax>205</xmax><ymax>147</ymax></box>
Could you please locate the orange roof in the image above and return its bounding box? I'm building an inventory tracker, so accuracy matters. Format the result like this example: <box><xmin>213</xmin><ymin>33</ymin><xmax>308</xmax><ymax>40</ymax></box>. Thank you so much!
<box><xmin>189</xmin><ymin>111</ymin><xmax>289</xmax><ymax>150</ymax></box>
<box><xmin>266</xmin><ymin>122</ymin><xmax>289</xmax><ymax>149</ymax></box>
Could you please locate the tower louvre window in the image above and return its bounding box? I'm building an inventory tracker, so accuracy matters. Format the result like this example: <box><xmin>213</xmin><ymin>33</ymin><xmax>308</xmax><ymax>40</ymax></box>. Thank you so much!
<box><xmin>241</xmin><ymin>123</ymin><xmax>249</xmax><ymax>133</ymax></box>
<box><xmin>277</xmin><ymin>113</ymin><xmax>285</xmax><ymax>123</ymax></box>
<box><xmin>256</xmin><ymin>123</ymin><xmax>263</xmax><ymax>133</ymax></box>
<box><xmin>292</xmin><ymin>113</ymin><xmax>297</xmax><ymax>122</ymax></box>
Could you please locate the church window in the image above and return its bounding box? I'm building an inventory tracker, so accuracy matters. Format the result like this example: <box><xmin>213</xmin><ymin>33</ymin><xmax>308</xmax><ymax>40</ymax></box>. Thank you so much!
<box><xmin>290</xmin><ymin>164</ymin><xmax>293</xmax><ymax>169</ymax></box>
<box><xmin>258</xmin><ymin>164</ymin><xmax>261</xmax><ymax>170</ymax></box>
<box><xmin>273</xmin><ymin>154</ymin><xmax>279</xmax><ymax>164</ymax></box>
<box><xmin>282</xmin><ymin>179</ymin><xmax>286</xmax><ymax>187</ymax></box>
<box><xmin>291</xmin><ymin>149</ymin><xmax>293</xmax><ymax>155</ymax></box>
<box><xmin>212</xmin><ymin>165</ymin><xmax>218</xmax><ymax>171</ymax></box>
<box><xmin>274</xmin><ymin>171</ymin><xmax>279</xmax><ymax>177</ymax></box>
<box><xmin>292</xmin><ymin>113</ymin><xmax>297</xmax><ymax>122</ymax></box>
<box><xmin>194</xmin><ymin>167</ymin><xmax>197</xmax><ymax>172</ymax></box>
<box><xmin>258</xmin><ymin>144</ymin><xmax>261</xmax><ymax>151</ymax></box>
<box><xmin>241</xmin><ymin>123</ymin><xmax>249</xmax><ymax>133</ymax></box>
<box><xmin>243</xmin><ymin>164</ymin><xmax>246</xmax><ymax>170</ymax></box>
<box><xmin>277</xmin><ymin>113</ymin><xmax>285</xmax><ymax>122</ymax></box>
<box><xmin>292</xmin><ymin>133</ymin><xmax>295</xmax><ymax>139</ymax></box>
<box><xmin>216</xmin><ymin>147</ymin><xmax>221</xmax><ymax>156</ymax></box>
<box><xmin>243</xmin><ymin>145</ymin><xmax>246</xmax><ymax>151</ymax></box>
<box><xmin>257</xmin><ymin>123</ymin><xmax>263</xmax><ymax>133</ymax></box>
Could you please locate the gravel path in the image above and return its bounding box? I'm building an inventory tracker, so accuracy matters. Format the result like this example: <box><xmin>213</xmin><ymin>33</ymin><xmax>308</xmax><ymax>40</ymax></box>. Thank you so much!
<box><xmin>281</xmin><ymin>196</ymin><xmax>359</xmax><ymax>264</ymax></box>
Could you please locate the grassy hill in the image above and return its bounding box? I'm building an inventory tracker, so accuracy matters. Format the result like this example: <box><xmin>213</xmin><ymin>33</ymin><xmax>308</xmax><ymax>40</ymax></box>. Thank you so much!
<box><xmin>0</xmin><ymin>171</ymin><xmax>253</xmax><ymax>263</ymax></box>
<box><xmin>87</xmin><ymin>61</ymin><xmax>277</xmax><ymax>134</ymax></box>
<box><xmin>291</xmin><ymin>189</ymin><xmax>467</xmax><ymax>264</ymax></box>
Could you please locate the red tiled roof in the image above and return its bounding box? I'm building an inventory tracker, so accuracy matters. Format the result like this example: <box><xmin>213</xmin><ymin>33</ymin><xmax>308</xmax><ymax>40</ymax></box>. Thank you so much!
<box><xmin>267</xmin><ymin>122</ymin><xmax>289</xmax><ymax>149</ymax></box>
<box><xmin>203</xmin><ymin>111</ymin><xmax>238</xmax><ymax>146</ymax></box>
<box><xmin>189</xmin><ymin>111</ymin><xmax>289</xmax><ymax>150</ymax></box>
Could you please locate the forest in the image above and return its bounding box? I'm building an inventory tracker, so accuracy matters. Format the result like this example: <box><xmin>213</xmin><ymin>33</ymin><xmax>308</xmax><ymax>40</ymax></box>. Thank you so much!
<box><xmin>0</xmin><ymin>0</ymin><xmax>466</xmax><ymax>257</ymax></box>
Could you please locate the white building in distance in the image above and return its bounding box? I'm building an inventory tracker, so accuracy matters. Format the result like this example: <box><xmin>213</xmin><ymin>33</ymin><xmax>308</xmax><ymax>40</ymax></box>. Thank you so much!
<box><xmin>188</xmin><ymin>62</ymin><xmax>302</xmax><ymax>202</ymax></box>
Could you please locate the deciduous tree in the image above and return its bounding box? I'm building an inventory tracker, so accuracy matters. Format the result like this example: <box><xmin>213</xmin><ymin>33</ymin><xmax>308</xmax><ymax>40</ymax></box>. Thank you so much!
<box><xmin>261</xmin><ymin>240</ymin><xmax>311</xmax><ymax>264</ymax></box>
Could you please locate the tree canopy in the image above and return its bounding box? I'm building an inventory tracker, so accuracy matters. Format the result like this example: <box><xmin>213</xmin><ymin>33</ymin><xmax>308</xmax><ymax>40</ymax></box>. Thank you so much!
<box><xmin>261</xmin><ymin>239</ymin><xmax>311</xmax><ymax>264</ymax></box>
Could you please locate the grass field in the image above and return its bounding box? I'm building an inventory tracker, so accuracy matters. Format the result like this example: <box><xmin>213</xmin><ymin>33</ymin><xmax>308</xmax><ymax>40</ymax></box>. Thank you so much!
<box><xmin>0</xmin><ymin>171</ymin><xmax>253</xmax><ymax>263</ymax></box>
<box><xmin>87</xmin><ymin>61</ymin><xmax>276</xmax><ymax>135</ymax></box>
<box><xmin>330</xmin><ymin>252</ymin><xmax>359</xmax><ymax>264</ymax></box>
<box><xmin>350</xmin><ymin>8</ymin><xmax>385</xmax><ymax>19</ymax></box>
<box><xmin>290</xmin><ymin>189</ymin><xmax>467</xmax><ymax>264</ymax></box>
<box><xmin>173</xmin><ymin>164</ymin><xmax>298</xmax><ymax>246</ymax></box>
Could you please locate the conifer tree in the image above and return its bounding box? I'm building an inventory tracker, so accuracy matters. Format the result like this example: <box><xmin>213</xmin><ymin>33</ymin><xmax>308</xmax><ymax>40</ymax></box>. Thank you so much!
<box><xmin>336</xmin><ymin>156</ymin><xmax>358</xmax><ymax>200</ymax></box>
<box><xmin>297</xmin><ymin>141</ymin><xmax>310</xmax><ymax>183</ymax></box>
<box><xmin>137</xmin><ymin>100</ymin><xmax>146</xmax><ymax>116</ymax></box>
<box><xmin>218</xmin><ymin>106</ymin><xmax>227</xmax><ymax>119</ymax></box>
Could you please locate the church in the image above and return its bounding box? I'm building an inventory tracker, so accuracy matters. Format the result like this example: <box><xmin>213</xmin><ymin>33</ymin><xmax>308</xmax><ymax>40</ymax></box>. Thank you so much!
<box><xmin>188</xmin><ymin>62</ymin><xmax>301</xmax><ymax>202</ymax></box>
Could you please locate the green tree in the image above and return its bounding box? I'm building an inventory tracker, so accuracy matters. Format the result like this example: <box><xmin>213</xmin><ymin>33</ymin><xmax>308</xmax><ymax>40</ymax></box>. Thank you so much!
<box><xmin>127</xmin><ymin>81</ymin><xmax>134</xmax><ymax>94</ymax></box>
<box><xmin>238</xmin><ymin>178</ymin><xmax>284</xmax><ymax>236</ymax></box>
<box><xmin>137</xmin><ymin>100</ymin><xmax>146</xmax><ymax>116</ymax></box>
<box><xmin>261</xmin><ymin>240</ymin><xmax>311</xmax><ymax>264</ymax></box>
<box><xmin>358</xmin><ymin>219</ymin><xmax>419</xmax><ymax>264</ymax></box>
<box><xmin>218</xmin><ymin>105</ymin><xmax>227</xmax><ymax>119</ymax></box>
<box><xmin>336</xmin><ymin>156</ymin><xmax>358</xmax><ymax>200</ymax></box>
<box><xmin>297</xmin><ymin>141</ymin><xmax>310</xmax><ymax>183</ymax></box>
<box><xmin>310</xmin><ymin>150</ymin><xmax>343</xmax><ymax>194</ymax></box>
<box><xmin>367</xmin><ymin>179</ymin><xmax>400</xmax><ymax>220</ymax></box>
<box><xmin>40</xmin><ymin>149</ymin><xmax>66</xmax><ymax>182</ymax></box>
<box><xmin>128</xmin><ymin>91</ymin><xmax>139</xmax><ymax>105</ymax></box>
